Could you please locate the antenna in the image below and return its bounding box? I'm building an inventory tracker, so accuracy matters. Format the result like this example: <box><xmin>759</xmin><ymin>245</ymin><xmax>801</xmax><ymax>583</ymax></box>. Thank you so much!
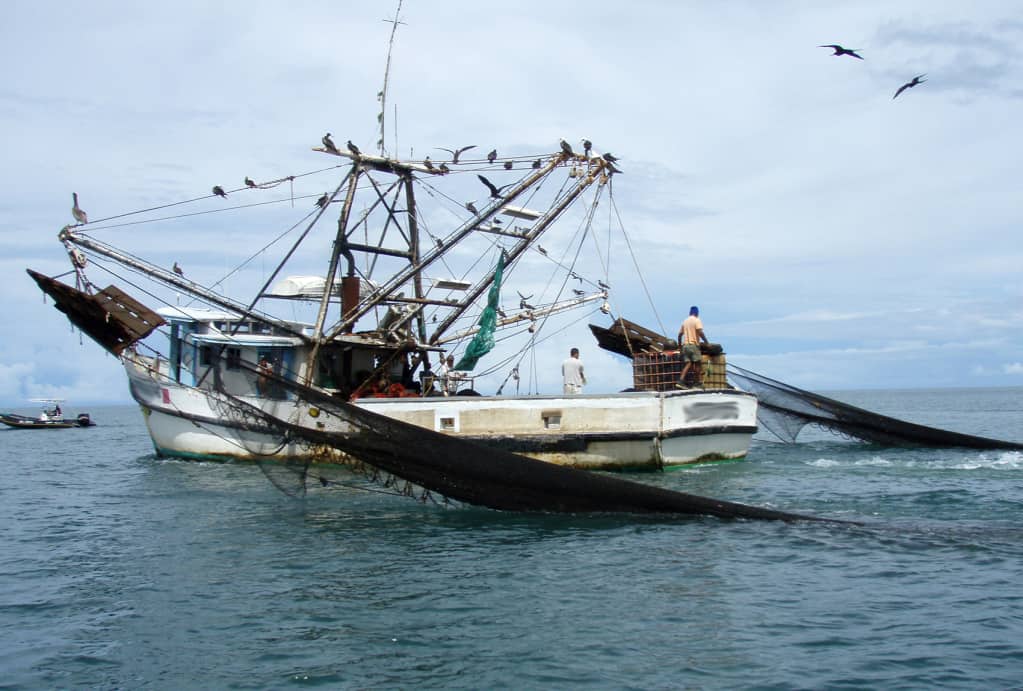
<box><xmin>377</xmin><ymin>0</ymin><xmax>405</xmax><ymax>156</ymax></box>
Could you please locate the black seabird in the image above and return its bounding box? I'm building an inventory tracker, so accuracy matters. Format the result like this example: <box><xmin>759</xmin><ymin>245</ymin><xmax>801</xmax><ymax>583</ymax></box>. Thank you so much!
<box><xmin>487</xmin><ymin>149</ymin><xmax>497</xmax><ymax>164</ymax></box>
<box><xmin>347</xmin><ymin>140</ymin><xmax>361</xmax><ymax>156</ymax></box>
<box><xmin>244</xmin><ymin>176</ymin><xmax>256</xmax><ymax>188</ymax></box>
<box><xmin>322</xmin><ymin>133</ymin><xmax>340</xmax><ymax>154</ymax></box>
<box><xmin>819</xmin><ymin>44</ymin><xmax>864</xmax><ymax>60</ymax></box>
<box><xmin>212</xmin><ymin>186</ymin><xmax>227</xmax><ymax>198</ymax></box>
<box><xmin>893</xmin><ymin>74</ymin><xmax>926</xmax><ymax>99</ymax></box>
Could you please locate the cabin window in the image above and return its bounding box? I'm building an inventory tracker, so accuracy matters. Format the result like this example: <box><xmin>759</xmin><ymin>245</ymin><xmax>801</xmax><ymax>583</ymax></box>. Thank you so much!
<box><xmin>200</xmin><ymin>345</ymin><xmax>214</xmax><ymax>366</ymax></box>
<box><xmin>542</xmin><ymin>411</ymin><xmax>562</xmax><ymax>430</ymax></box>
<box><xmin>226</xmin><ymin>347</ymin><xmax>241</xmax><ymax>370</ymax></box>
<box><xmin>439</xmin><ymin>416</ymin><xmax>456</xmax><ymax>432</ymax></box>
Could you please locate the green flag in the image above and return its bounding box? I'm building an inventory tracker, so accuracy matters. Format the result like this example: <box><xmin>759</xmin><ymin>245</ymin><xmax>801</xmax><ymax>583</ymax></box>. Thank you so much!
<box><xmin>454</xmin><ymin>252</ymin><xmax>505</xmax><ymax>371</ymax></box>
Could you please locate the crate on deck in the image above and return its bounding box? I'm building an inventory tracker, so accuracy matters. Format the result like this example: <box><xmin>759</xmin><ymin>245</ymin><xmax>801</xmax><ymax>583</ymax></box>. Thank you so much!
<box><xmin>632</xmin><ymin>343</ymin><xmax>728</xmax><ymax>391</ymax></box>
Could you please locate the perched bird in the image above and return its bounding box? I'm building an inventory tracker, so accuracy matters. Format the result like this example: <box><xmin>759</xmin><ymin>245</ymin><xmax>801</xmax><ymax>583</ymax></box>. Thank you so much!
<box><xmin>435</xmin><ymin>238</ymin><xmax>443</xmax><ymax>248</ymax></box>
<box><xmin>597</xmin><ymin>280</ymin><xmax>610</xmax><ymax>290</ymax></box>
<box><xmin>491</xmin><ymin>217</ymin><xmax>503</xmax><ymax>225</ymax></box>
<box><xmin>602</xmin><ymin>152</ymin><xmax>619</xmax><ymax>163</ymax></box>
<box><xmin>520</xmin><ymin>299</ymin><xmax>536</xmax><ymax>311</ymax></box>
<box><xmin>606</xmin><ymin>161</ymin><xmax>623</xmax><ymax>175</ymax></box>
<box><xmin>560</xmin><ymin>139</ymin><xmax>574</xmax><ymax>156</ymax></box>
<box><xmin>503</xmin><ymin>160</ymin><xmax>513</xmax><ymax>170</ymax></box>
<box><xmin>244</xmin><ymin>176</ymin><xmax>257</xmax><ymax>188</ymax></box>
<box><xmin>532</xmin><ymin>159</ymin><xmax>542</xmax><ymax>169</ymax></box>
<box><xmin>572</xmin><ymin>289</ymin><xmax>585</xmax><ymax>296</ymax></box>
<box><xmin>537</xmin><ymin>245</ymin><xmax>547</xmax><ymax>256</ymax></box>
<box><xmin>173</xmin><ymin>262</ymin><xmax>184</xmax><ymax>276</ymax></box>
<box><xmin>819</xmin><ymin>44</ymin><xmax>864</xmax><ymax>60</ymax></box>
<box><xmin>466</xmin><ymin>201</ymin><xmax>480</xmax><ymax>215</ymax></box>
<box><xmin>487</xmin><ymin>149</ymin><xmax>497</xmax><ymax>164</ymax></box>
<box><xmin>347</xmin><ymin>140</ymin><xmax>361</xmax><ymax>156</ymax></box>
<box><xmin>322</xmin><ymin>133</ymin><xmax>340</xmax><ymax>153</ymax></box>
<box><xmin>212</xmin><ymin>185</ymin><xmax>227</xmax><ymax>198</ymax></box>
<box><xmin>477</xmin><ymin>174</ymin><xmax>510</xmax><ymax>199</ymax></box>
<box><xmin>315</xmin><ymin>193</ymin><xmax>328</xmax><ymax>208</ymax></box>
<box><xmin>497</xmin><ymin>308</ymin><xmax>508</xmax><ymax>319</ymax></box>
<box><xmin>582</xmin><ymin>139</ymin><xmax>592</xmax><ymax>156</ymax></box>
<box><xmin>423</xmin><ymin>156</ymin><xmax>435</xmax><ymax>171</ymax></box>
<box><xmin>893</xmin><ymin>74</ymin><xmax>926</xmax><ymax>99</ymax></box>
<box><xmin>437</xmin><ymin>144</ymin><xmax>476</xmax><ymax>164</ymax></box>
<box><xmin>71</xmin><ymin>192</ymin><xmax>87</xmax><ymax>224</ymax></box>
<box><xmin>570</xmin><ymin>271</ymin><xmax>582</xmax><ymax>283</ymax></box>
<box><xmin>439</xmin><ymin>162</ymin><xmax>450</xmax><ymax>174</ymax></box>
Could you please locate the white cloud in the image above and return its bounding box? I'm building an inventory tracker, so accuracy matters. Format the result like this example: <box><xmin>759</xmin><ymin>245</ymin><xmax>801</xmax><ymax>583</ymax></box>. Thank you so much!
<box><xmin>2</xmin><ymin>0</ymin><xmax>1023</xmax><ymax>399</ymax></box>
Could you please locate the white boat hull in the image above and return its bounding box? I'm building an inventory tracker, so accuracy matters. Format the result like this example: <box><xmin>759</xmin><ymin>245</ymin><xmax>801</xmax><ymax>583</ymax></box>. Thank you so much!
<box><xmin>125</xmin><ymin>361</ymin><xmax>757</xmax><ymax>470</ymax></box>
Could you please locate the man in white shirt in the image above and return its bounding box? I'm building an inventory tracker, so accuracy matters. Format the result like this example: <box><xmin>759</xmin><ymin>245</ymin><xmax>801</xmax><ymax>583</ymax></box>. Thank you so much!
<box><xmin>562</xmin><ymin>347</ymin><xmax>587</xmax><ymax>394</ymax></box>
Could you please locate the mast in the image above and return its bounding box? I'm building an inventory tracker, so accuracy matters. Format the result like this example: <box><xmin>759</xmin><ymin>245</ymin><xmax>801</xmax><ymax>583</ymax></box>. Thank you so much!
<box><xmin>429</xmin><ymin>161</ymin><xmax>608</xmax><ymax>343</ymax></box>
<box><xmin>305</xmin><ymin>160</ymin><xmax>363</xmax><ymax>382</ymax></box>
<box><xmin>320</xmin><ymin>154</ymin><xmax>566</xmax><ymax>342</ymax></box>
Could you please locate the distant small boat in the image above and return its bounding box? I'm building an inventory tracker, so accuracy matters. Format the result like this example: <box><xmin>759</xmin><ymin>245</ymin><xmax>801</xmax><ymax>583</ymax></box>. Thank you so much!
<box><xmin>0</xmin><ymin>400</ymin><xmax>95</xmax><ymax>429</ymax></box>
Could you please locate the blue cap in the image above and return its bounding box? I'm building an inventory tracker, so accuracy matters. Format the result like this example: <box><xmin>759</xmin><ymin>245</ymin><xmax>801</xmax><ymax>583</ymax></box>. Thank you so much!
<box><xmin>690</xmin><ymin>305</ymin><xmax>699</xmax><ymax>316</ymax></box>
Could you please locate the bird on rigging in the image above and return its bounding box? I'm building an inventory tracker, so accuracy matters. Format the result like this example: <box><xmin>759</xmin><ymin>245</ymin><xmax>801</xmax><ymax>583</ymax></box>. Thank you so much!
<box><xmin>893</xmin><ymin>74</ymin><xmax>926</xmax><ymax>99</ymax></box>
<box><xmin>477</xmin><ymin>174</ymin><xmax>510</xmax><ymax>199</ymax></box>
<box><xmin>423</xmin><ymin>156</ymin><xmax>435</xmax><ymax>171</ymax></box>
<box><xmin>437</xmin><ymin>144</ymin><xmax>476</xmax><ymax>164</ymax></box>
<box><xmin>503</xmin><ymin>160</ymin><xmax>513</xmax><ymax>170</ymax></box>
<box><xmin>71</xmin><ymin>193</ymin><xmax>87</xmax><ymax>224</ymax></box>
<box><xmin>520</xmin><ymin>299</ymin><xmax>536</xmax><ymax>311</ymax></box>
<box><xmin>602</xmin><ymin>152</ymin><xmax>619</xmax><ymax>163</ymax></box>
<box><xmin>212</xmin><ymin>186</ymin><xmax>227</xmax><ymax>198</ymax></box>
<box><xmin>315</xmin><ymin>193</ymin><xmax>328</xmax><ymax>208</ymax></box>
<box><xmin>572</xmin><ymin>289</ymin><xmax>585</xmax><ymax>296</ymax></box>
<box><xmin>173</xmin><ymin>262</ymin><xmax>184</xmax><ymax>276</ymax></box>
<box><xmin>532</xmin><ymin>159</ymin><xmax>542</xmax><ymax>169</ymax></box>
<box><xmin>487</xmin><ymin>149</ymin><xmax>497</xmax><ymax>164</ymax></box>
<box><xmin>819</xmin><ymin>44</ymin><xmax>864</xmax><ymax>60</ymax></box>
<box><xmin>597</xmin><ymin>280</ymin><xmax>610</xmax><ymax>290</ymax></box>
<box><xmin>582</xmin><ymin>139</ymin><xmax>592</xmax><ymax>156</ymax></box>
<box><xmin>570</xmin><ymin>271</ymin><xmax>582</xmax><ymax>283</ymax></box>
<box><xmin>560</xmin><ymin>139</ymin><xmax>574</xmax><ymax>156</ymax></box>
<box><xmin>537</xmin><ymin>246</ymin><xmax>547</xmax><ymax>256</ymax></box>
<box><xmin>322</xmin><ymin>133</ymin><xmax>340</xmax><ymax>154</ymax></box>
<box><xmin>439</xmin><ymin>162</ymin><xmax>450</xmax><ymax>174</ymax></box>
<box><xmin>465</xmin><ymin>201</ymin><xmax>480</xmax><ymax>215</ymax></box>
<box><xmin>347</xmin><ymin>140</ymin><xmax>361</xmax><ymax>156</ymax></box>
<box><xmin>244</xmin><ymin>176</ymin><xmax>256</xmax><ymax>188</ymax></box>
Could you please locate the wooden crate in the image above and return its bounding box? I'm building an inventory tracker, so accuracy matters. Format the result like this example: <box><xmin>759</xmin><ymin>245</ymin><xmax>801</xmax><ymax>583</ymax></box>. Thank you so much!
<box><xmin>632</xmin><ymin>350</ymin><xmax>728</xmax><ymax>391</ymax></box>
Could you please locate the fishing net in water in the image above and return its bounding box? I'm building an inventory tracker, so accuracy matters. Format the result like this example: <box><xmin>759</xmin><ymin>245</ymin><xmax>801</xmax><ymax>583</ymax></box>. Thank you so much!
<box><xmin>727</xmin><ymin>364</ymin><xmax>1023</xmax><ymax>449</ymax></box>
<box><xmin>214</xmin><ymin>359</ymin><xmax>834</xmax><ymax>522</ymax></box>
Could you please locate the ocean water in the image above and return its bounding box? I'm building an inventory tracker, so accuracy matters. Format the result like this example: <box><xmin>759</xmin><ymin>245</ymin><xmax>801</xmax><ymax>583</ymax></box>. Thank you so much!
<box><xmin>1</xmin><ymin>388</ymin><xmax>1022</xmax><ymax>689</ymax></box>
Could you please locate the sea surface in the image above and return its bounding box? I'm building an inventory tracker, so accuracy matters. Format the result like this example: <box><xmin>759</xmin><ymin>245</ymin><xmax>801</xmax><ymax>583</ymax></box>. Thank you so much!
<box><xmin>2</xmin><ymin>388</ymin><xmax>1022</xmax><ymax>689</ymax></box>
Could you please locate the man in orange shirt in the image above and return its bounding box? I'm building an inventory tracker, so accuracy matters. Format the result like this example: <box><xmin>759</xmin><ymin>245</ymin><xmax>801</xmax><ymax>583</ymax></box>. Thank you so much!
<box><xmin>677</xmin><ymin>305</ymin><xmax>709</xmax><ymax>389</ymax></box>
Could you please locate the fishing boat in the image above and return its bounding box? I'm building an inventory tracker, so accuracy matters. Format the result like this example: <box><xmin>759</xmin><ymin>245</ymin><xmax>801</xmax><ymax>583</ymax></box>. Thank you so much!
<box><xmin>0</xmin><ymin>399</ymin><xmax>94</xmax><ymax>429</ymax></box>
<box><xmin>28</xmin><ymin>136</ymin><xmax>757</xmax><ymax>470</ymax></box>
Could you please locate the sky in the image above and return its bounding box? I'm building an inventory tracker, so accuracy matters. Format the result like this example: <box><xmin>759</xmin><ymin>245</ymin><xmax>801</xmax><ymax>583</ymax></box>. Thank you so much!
<box><xmin>2</xmin><ymin>0</ymin><xmax>1022</xmax><ymax>406</ymax></box>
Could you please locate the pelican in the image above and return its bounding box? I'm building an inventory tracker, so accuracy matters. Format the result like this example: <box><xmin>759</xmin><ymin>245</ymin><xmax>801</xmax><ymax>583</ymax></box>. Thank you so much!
<box><xmin>71</xmin><ymin>193</ymin><xmax>87</xmax><ymax>224</ymax></box>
